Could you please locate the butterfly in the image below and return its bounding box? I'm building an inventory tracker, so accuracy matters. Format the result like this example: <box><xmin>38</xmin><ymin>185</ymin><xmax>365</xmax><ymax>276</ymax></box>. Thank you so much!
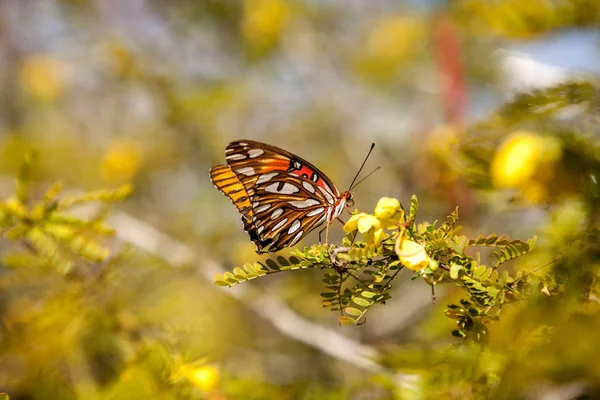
<box><xmin>210</xmin><ymin>140</ymin><xmax>357</xmax><ymax>253</ymax></box>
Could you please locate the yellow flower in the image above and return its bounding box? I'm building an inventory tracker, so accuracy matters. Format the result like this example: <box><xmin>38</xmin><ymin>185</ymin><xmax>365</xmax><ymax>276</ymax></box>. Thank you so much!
<box><xmin>19</xmin><ymin>54</ymin><xmax>67</xmax><ymax>101</ymax></box>
<box><xmin>491</xmin><ymin>130</ymin><xmax>561</xmax><ymax>189</ymax></box>
<box><xmin>100</xmin><ymin>138</ymin><xmax>143</xmax><ymax>183</ymax></box>
<box><xmin>344</xmin><ymin>212</ymin><xmax>367</xmax><ymax>233</ymax></box>
<box><xmin>344</xmin><ymin>213</ymin><xmax>384</xmax><ymax>246</ymax></box>
<box><xmin>186</xmin><ymin>365</ymin><xmax>220</xmax><ymax>392</ymax></box>
<box><xmin>374</xmin><ymin>197</ymin><xmax>403</xmax><ymax>228</ymax></box>
<box><xmin>395</xmin><ymin>233</ymin><xmax>431</xmax><ymax>271</ymax></box>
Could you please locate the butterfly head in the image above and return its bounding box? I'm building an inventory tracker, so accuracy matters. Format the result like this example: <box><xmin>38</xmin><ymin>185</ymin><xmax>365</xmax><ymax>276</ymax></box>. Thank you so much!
<box><xmin>342</xmin><ymin>191</ymin><xmax>354</xmax><ymax>208</ymax></box>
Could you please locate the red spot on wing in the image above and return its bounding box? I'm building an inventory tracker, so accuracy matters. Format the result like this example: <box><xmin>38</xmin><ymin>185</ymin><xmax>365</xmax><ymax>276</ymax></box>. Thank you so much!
<box><xmin>291</xmin><ymin>165</ymin><xmax>328</xmax><ymax>189</ymax></box>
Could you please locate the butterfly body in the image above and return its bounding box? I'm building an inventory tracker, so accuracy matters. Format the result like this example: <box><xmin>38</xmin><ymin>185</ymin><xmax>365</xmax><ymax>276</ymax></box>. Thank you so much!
<box><xmin>210</xmin><ymin>140</ymin><xmax>352</xmax><ymax>253</ymax></box>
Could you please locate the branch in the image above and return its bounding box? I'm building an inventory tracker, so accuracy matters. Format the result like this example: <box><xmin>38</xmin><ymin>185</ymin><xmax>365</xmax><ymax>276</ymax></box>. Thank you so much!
<box><xmin>107</xmin><ymin>211</ymin><xmax>419</xmax><ymax>387</ymax></box>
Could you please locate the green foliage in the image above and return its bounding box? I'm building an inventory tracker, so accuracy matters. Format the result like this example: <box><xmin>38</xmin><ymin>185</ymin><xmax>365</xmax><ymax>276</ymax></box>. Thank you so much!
<box><xmin>468</xmin><ymin>234</ymin><xmax>537</xmax><ymax>268</ymax></box>
<box><xmin>461</xmin><ymin>80</ymin><xmax>600</xmax><ymax>195</ymax></box>
<box><xmin>0</xmin><ymin>151</ymin><xmax>133</xmax><ymax>274</ymax></box>
<box><xmin>3</xmin><ymin>1</ymin><xmax>600</xmax><ymax>397</ymax></box>
<box><xmin>215</xmin><ymin>196</ymin><xmax>539</xmax><ymax>338</ymax></box>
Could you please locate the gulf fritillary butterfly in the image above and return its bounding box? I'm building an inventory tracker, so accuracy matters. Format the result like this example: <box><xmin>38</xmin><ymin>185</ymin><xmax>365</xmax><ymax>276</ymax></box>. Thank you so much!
<box><xmin>210</xmin><ymin>140</ymin><xmax>355</xmax><ymax>253</ymax></box>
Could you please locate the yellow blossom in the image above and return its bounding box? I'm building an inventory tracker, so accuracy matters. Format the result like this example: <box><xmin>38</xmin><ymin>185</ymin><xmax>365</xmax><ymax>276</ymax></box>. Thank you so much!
<box><xmin>186</xmin><ymin>365</ymin><xmax>220</xmax><ymax>392</ymax></box>
<box><xmin>491</xmin><ymin>130</ymin><xmax>561</xmax><ymax>189</ymax></box>
<box><xmin>344</xmin><ymin>212</ymin><xmax>384</xmax><ymax>246</ymax></box>
<box><xmin>19</xmin><ymin>54</ymin><xmax>67</xmax><ymax>101</ymax></box>
<box><xmin>395</xmin><ymin>233</ymin><xmax>432</xmax><ymax>271</ymax></box>
<box><xmin>374</xmin><ymin>197</ymin><xmax>403</xmax><ymax>228</ymax></box>
<box><xmin>343</xmin><ymin>212</ymin><xmax>368</xmax><ymax>233</ymax></box>
<box><xmin>364</xmin><ymin>226</ymin><xmax>385</xmax><ymax>246</ymax></box>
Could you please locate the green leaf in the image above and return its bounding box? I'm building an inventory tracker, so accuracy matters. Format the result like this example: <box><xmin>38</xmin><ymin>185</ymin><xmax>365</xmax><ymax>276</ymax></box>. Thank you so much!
<box><xmin>353</xmin><ymin>298</ymin><xmax>372</xmax><ymax>307</ymax></box>
<box><xmin>485</xmin><ymin>234</ymin><xmax>498</xmax><ymax>245</ymax></box>
<box><xmin>338</xmin><ymin>316</ymin><xmax>356</xmax><ymax>326</ymax></box>
<box><xmin>233</xmin><ymin>267</ymin><xmax>247</xmax><ymax>279</ymax></box>
<box><xmin>450</xmin><ymin>263</ymin><xmax>463</xmax><ymax>280</ymax></box>
<box><xmin>276</xmin><ymin>256</ymin><xmax>290</xmax><ymax>267</ymax></box>
<box><xmin>223</xmin><ymin>272</ymin><xmax>239</xmax><ymax>285</ymax></box>
<box><xmin>244</xmin><ymin>263</ymin><xmax>258</xmax><ymax>274</ymax></box>
<box><xmin>265</xmin><ymin>259</ymin><xmax>280</xmax><ymax>271</ymax></box>
<box><xmin>214</xmin><ymin>273</ymin><xmax>233</xmax><ymax>287</ymax></box>
<box><xmin>409</xmin><ymin>195</ymin><xmax>419</xmax><ymax>221</ymax></box>
<box><xmin>289</xmin><ymin>256</ymin><xmax>300</xmax><ymax>264</ymax></box>
<box><xmin>345</xmin><ymin>307</ymin><xmax>363</xmax><ymax>317</ymax></box>
<box><xmin>320</xmin><ymin>292</ymin><xmax>337</xmax><ymax>298</ymax></box>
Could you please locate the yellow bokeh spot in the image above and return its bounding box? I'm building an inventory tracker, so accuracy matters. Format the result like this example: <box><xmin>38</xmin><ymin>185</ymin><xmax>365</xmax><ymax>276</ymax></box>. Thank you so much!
<box><xmin>242</xmin><ymin>0</ymin><xmax>291</xmax><ymax>49</ymax></box>
<box><xmin>19</xmin><ymin>54</ymin><xmax>67</xmax><ymax>101</ymax></box>
<box><xmin>367</xmin><ymin>16</ymin><xmax>423</xmax><ymax>64</ymax></box>
<box><xmin>186</xmin><ymin>365</ymin><xmax>220</xmax><ymax>392</ymax></box>
<box><xmin>491</xmin><ymin>130</ymin><xmax>561</xmax><ymax>192</ymax></box>
<box><xmin>522</xmin><ymin>180</ymin><xmax>547</xmax><ymax>204</ymax></box>
<box><xmin>100</xmin><ymin>138</ymin><xmax>143</xmax><ymax>183</ymax></box>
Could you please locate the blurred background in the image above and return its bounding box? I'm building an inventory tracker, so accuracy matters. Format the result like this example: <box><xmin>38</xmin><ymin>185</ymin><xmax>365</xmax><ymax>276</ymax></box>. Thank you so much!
<box><xmin>1</xmin><ymin>0</ymin><xmax>600</xmax><ymax>399</ymax></box>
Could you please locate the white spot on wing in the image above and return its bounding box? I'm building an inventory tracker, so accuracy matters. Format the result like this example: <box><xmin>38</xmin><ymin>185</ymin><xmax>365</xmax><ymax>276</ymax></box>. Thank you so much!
<box><xmin>256</xmin><ymin>172</ymin><xmax>278</xmax><ymax>184</ymax></box>
<box><xmin>302</xmin><ymin>181</ymin><xmax>315</xmax><ymax>193</ymax></box>
<box><xmin>288</xmin><ymin>199</ymin><xmax>321</xmax><ymax>208</ymax></box>
<box><xmin>288</xmin><ymin>220</ymin><xmax>301</xmax><ymax>234</ymax></box>
<box><xmin>318</xmin><ymin>186</ymin><xmax>335</xmax><ymax>204</ymax></box>
<box><xmin>306</xmin><ymin>207</ymin><xmax>325</xmax><ymax>217</ymax></box>
<box><xmin>225</xmin><ymin>148</ymin><xmax>234</xmax><ymax>154</ymax></box>
<box><xmin>271</xmin><ymin>208</ymin><xmax>284</xmax><ymax>219</ymax></box>
<box><xmin>226</xmin><ymin>153</ymin><xmax>246</xmax><ymax>161</ymax></box>
<box><xmin>236</xmin><ymin>167</ymin><xmax>255</xmax><ymax>176</ymax></box>
<box><xmin>238</xmin><ymin>142</ymin><xmax>249</xmax><ymax>146</ymax></box>
<box><xmin>265</xmin><ymin>182</ymin><xmax>300</xmax><ymax>194</ymax></box>
<box><xmin>248</xmin><ymin>149</ymin><xmax>264</xmax><ymax>158</ymax></box>
<box><xmin>290</xmin><ymin>231</ymin><xmax>304</xmax><ymax>246</ymax></box>
<box><xmin>272</xmin><ymin>218</ymin><xmax>288</xmax><ymax>232</ymax></box>
<box><xmin>257</xmin><ymin>226</ymin><xmax>264</xmax><ymax>234</ymax></box>
<box><xmin>255</xmin><ymin>204</ymin><xmax>271</xmax><ymax>213</ymax></box>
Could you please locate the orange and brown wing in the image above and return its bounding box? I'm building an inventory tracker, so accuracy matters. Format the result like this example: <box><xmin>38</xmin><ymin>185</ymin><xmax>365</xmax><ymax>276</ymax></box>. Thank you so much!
<box><xmin>211</xmin><ymin>140</ymin><xmax>340</xmax><ymax>253</ymax></box>
<box><xmin>210</xmin><ymin>164</ymin><xmax>253</xmax><ymax>220</ymax></box>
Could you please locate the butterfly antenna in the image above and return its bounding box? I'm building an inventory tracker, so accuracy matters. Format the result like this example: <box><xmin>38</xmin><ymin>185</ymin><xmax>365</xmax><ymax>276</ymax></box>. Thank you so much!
<box><xmin>349</xmin><ymin>166</ymin><xmax>380</xmax><ymax>190</ymax></box>
<box><xmin>349</xmin><ymin>143</ymin><xmax>375</xmax><ymax>190</ymax></box>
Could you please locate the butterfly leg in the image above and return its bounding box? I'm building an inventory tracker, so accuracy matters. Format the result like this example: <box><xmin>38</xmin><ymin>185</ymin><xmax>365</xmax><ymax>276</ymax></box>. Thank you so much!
<box><xmin>325</xmin><ymin>222</ymin><xmax>330</xmax><ymax>246</ymax></box>
<box><xmin>318</xmin><ymin>226</ymin><xmax>327</xmax><ymax>243</ymax></box>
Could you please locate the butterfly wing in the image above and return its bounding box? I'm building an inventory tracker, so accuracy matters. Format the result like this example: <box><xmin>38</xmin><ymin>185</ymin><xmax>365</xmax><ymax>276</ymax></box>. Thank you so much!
<box><xmin>210</xmin><ymin>140</ymin><xmax>341</xmax><ymax>253</ymax></box>
<box><xmin>247</xmin><ymin>173</ymin><xmax>333</xmax><ymax>252</ymax></box>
